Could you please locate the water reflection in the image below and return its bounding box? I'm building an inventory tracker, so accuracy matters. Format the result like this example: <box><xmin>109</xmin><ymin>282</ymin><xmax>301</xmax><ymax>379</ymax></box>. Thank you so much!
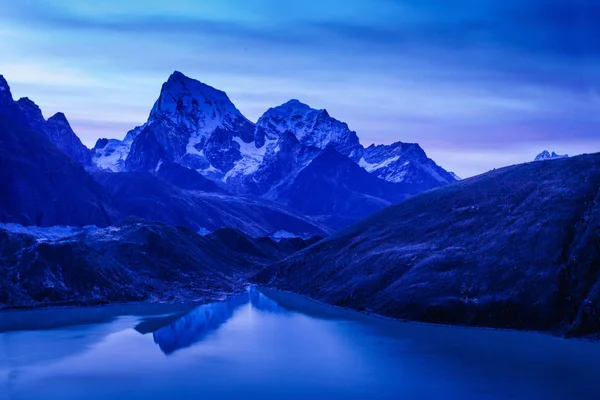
<box><xmin>151</xmin><ymin>287</ymin><xmax>287</xmax><ymax>354</ymax></box>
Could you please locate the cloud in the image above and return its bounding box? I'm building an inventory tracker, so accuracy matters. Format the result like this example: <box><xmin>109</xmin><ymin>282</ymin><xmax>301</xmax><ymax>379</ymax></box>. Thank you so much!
<box><xmin>0</xmin><ymin>0</ymin><xmax>598</xmax><ymax>177</ymax></box>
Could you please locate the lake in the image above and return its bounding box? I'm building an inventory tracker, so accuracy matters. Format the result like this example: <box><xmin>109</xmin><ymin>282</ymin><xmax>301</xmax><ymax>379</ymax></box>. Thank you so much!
<box><xmin>1</xmin><ymin>287</ymin><xmax>599</xmax><ymax>400</ymax></box>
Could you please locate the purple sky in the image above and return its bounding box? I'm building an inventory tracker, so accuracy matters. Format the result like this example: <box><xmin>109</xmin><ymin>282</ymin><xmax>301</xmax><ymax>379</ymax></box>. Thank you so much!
<box><xmin>0</xmin><ymin>0</ymin><xmax>599</xmax><ymax>177</ymax></box>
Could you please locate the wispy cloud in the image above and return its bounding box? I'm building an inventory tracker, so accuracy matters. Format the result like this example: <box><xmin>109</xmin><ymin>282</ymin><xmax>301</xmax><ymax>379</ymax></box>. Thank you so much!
<box><xmin>0</xmin><ymin>0</ymin><xmax>598</xmax><ymax>177</ymax></box>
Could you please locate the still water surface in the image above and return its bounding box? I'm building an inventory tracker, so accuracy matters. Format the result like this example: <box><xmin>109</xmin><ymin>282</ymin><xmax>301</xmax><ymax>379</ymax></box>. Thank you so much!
<box><xmin>1</xmin><ymin>287</ymin><xmax>600</xmax><ymax>400</ymax></box>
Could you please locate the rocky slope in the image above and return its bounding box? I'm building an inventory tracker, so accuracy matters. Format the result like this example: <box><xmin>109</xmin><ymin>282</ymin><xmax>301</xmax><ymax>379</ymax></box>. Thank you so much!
<box><xmin>16</xmin><ymin>97</ymin><xmax>91</xmax><ymax>166</ymax></box>
<box><xmin>0</xmin><ymin>221</ymin><xmax>317</xmax><ymax>309</ymax></box>
<box><xmin>254</xmin><ymin>153</ymin><xmax>600</xmax><ymax>339</ymax></box>
<box><xmin>93</xmin><ymin>171</ymin><xmax>328</xmax><ymax>237</ymax></box>
<box><xmin>273</xmin><ymin>146</ymin><xmax>415</xmax><ymax>228</ymax></box>
<box><xmin>0</xmin><ymin>79</ymin><xmax>119</xmax><ymax>227</ymax></box>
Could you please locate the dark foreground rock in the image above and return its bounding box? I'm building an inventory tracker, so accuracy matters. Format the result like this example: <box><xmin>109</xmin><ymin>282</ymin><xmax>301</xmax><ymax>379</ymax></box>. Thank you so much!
<box><xmin>253</xmin><ymin>153</ymin><xmax>600</xmax><ymax>339</ymax></box>
<box><xmin>0</xmin><ymin>220</ymin><xmax>314</xmax><ymax>309</ymax></box>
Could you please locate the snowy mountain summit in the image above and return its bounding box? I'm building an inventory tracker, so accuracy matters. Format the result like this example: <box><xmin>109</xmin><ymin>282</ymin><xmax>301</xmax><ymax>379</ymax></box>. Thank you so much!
<box><xmin>90</xmin><ymin>71</ymin><xmax>457</xmax><ymax>227</ymax></box>
<box><xmin>535</xmin><ymin>150</ymin><xmax>568</xmax><ymax>161</ymax></box>
<box><xmin>257</xmin><ymin>99</ymin><xmax>363</xmax><ymax>160</ymax></box>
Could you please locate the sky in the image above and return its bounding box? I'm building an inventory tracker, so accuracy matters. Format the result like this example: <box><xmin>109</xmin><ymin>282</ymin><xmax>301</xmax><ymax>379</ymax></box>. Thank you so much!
<box><xmin>0</xmin><ymin>0</ymin><xmax>599</xmax><ymax>177</ymax></box>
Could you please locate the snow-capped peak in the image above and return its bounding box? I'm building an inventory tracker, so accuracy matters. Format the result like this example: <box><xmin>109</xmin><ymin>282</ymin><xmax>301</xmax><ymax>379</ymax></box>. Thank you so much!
<box><xmin>148</xmin><ymin>71</ymin><xmax>248</xmax><ymax>127</ymax></box>
<box><xmin>256</xmin><ymin>99</ymin><xmax>362</xmax><ymax>159</ymax></box>
<box><xmin>534</xmin><ymin>150</ymin><xmax>568</xmax><ymax>161</ymax></box>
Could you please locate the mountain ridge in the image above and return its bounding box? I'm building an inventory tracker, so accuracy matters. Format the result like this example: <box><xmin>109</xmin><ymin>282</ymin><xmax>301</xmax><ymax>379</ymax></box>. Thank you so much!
<box><xmin>253</xmin><ymin>152</ymin><xmax>600</xmax><ymax>339</ymax></box>
<box><xmin>91</xmin><ymin>71</ymin><xmax>456</xmax><ymax>227</ymax></box>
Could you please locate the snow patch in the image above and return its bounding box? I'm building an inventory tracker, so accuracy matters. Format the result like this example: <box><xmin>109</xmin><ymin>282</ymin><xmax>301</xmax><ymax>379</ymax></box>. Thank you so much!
<box><xmin>0</xmin><ymin>223</ymin><xmax>90</xmax><ymax>242</ymax></box>
<box><xmin>197</xmin><ymin>227</ymin><xmax>211</xmax><ymax>236</ymax></box>
<box><xmin>271</xmin><ymin>230</ymin><xmax>297</xmax><ymax>241</ymax></box>
<box><xmin>359</xmin><ymin>156</ymin><xmax>400</xmax><ymax>172</ymax></box>
<box><xmin>222</xmin><ymin>136</ymin><xmax>276</xmax><ymax>181</ymax></box>
<box><xmin>93</xmin><ymin>139</ymin><xmax>131</xmax><ymax>172</ymax></box>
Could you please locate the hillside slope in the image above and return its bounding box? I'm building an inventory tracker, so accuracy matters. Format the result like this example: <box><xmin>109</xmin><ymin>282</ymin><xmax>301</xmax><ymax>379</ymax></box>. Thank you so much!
<box><xmin>0</xmin><ymin>114</ymin><xmax>119</xmax><ymax>227</ymax></box>
<box><xmin>254</xmin><ymin>154</ymin><xmax>600</xmax><ymax>338</ymax></box>
<box><xmin>0</xmin><ymin>221</ymin><xmax>317</xmax><ymax>309</ymax></box>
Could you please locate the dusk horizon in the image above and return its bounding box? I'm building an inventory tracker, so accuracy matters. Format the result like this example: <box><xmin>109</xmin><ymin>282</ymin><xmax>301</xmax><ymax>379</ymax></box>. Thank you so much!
<box><xmin>1</xmin><ymin>0</ymin><xmax>599</xmax><ymax>178</ymax></box>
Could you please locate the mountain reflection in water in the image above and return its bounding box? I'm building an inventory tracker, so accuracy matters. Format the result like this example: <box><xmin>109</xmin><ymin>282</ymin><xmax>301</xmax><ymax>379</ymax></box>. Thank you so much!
<box><xmin>150</xmin><ymin>287</ymin><xmax>287</xmax><ymax>354</ymax></box>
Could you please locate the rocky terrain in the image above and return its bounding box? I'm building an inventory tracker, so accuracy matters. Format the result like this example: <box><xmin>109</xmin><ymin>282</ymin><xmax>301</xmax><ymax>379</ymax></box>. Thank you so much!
<box><xmin>254</xmin><ymin>153</ymin><xmax>600</xmax><ymax>339</ymax></box>
<box><xmin>0</xmin><ymin>107</ymin><xmax>119</xmax><ymax>227</ymax></box>
<box><xmin>0</xmin><ymin>74</ymin><xmax>328</xmax><ymax>237</ymax></box>
<box><xmin>0</xmin><ymin>220</ymin><xmax>321</xmax><ymax>309</ymax></box>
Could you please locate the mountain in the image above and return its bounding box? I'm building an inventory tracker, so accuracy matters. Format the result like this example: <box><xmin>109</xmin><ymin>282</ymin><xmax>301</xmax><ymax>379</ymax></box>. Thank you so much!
<box><xmin>535</xmin><ymin>150</ymin><xmax>568</xmax><ymax>161</ymax></box>
<box><xmin>92</xmin><ymin>71</ymin><xmax>456</xmax><ymax>228</ymax></box>
<box><xmin>0</xmin><ymin>76</ymin><xmax>119</xmax><ymax>227</ymax></box>
<box><xmin>0</xmin><ymin>221</ymin><xmax>317</xmax><ymax>309</ymax></box>
<box><xmin>253</xmin><ymin>153</ymin><xmax>600</xmax><ymax>339</ymax></box>
<box><xmin>16</xmin><ymin>97</ymin><xmax>91</xmax><ymax>166</ymax></box>
<box><xmin>360</xmin><ymin>142</ymin><xmax>456</xmax><ymax>186</ymax></box>
<box><xmin>256</xmin><ymin>99</ymin><xmax>363</xmax><ymax>160</ymax></box>
<box><xmin>95</xmin><ymin>70</ymin><xmax>256</xmax><ymax>176</ymax></box>
<box><xmin>93</xmin><ymin>171</ymin><xmax>329</xmax><ymax>237</ymax></box>
<box><xmin>0</xmin><ymin>74</ymin><xmax>326</xmax><ymax>236</ymax></box>
<box><xmin>273</xmin><ymin>146</ymin><xmax>417</xmax><ymax>228</ymax></box>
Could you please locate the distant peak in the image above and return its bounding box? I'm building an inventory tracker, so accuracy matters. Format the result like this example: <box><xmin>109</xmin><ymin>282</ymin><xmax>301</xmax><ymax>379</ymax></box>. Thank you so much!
<box><xmin>16</xmin><ymin>97</ymin><xmax>42</xmax><ymax>112</ymax></box>
<box><xmin>534</xmin><ymin>150</ymin><xmax>568</xmax><ymax>161</ymax></box>
<box><xmin>94</xmin><ymin>138</ymin><xmax>110</xmax><ymax>150</ymax></box>
<box><xmin>283</xmin><ymin>99</ymin><xmax>309</xmax><ymax>107</ymax></box>
<box><xmin>279</xmin><ymin>99</ymin><xmax>315</xmax><ymax>110</ymax></box>
<box><xmin>168</xmin><ymin>70</ymin><xmax>190</xmax><ymax>82</ymax></box>
<box><xmin>0</xmin><ymin>74</ymin><xmax>9</xmax><ymax>91</ymax></box>
<box><xmin>48</xmin><ymin>112</ymin><xmax>70</xmax><ymax>125</ymax></box>
<box><xmin>161</xmin><ymin>70</ymin><xmax>227</xmax><ymax>99</ymax></box>
<box><xmin>16</xmin><ymin>97</ymin><xmax>45</xmax><ymax>122</ymax></box>
<box><xmin>0</xmin><ymin>74</ymin><xmax>13</xmax><ymax>102</ymax></box>
<box><xmin>147</xmin><ymin>70</ymin><xmax>245</xmax><ymax>125</ymax></box>
<box><xmin>17</xmin><ymin>96</ymin><xmax>36</xmax><ymax>105</ymax></box>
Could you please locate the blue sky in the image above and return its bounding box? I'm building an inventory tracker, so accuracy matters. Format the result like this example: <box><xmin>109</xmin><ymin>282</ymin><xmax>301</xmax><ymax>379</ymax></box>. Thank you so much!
<box><xmin>0</xmin><ymin>0</ymin><xmax>598</xmax><ymax>177</ymax></box>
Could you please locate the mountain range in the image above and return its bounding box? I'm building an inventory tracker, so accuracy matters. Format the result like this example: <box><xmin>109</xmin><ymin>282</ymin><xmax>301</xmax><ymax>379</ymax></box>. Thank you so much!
<box><xmin>2</xmin><ymin>70</ymin><xmax>599</xmax><ymax>339</ymax></box>
<box><xmin>0</xmin><ymin>71</ymin><xmax>456</xmax><ymax>231</ymax></box>
<box><xmin>0</xmin><ymin>220</ymin><xmax>321</xmax><ymax>308</ymax></box>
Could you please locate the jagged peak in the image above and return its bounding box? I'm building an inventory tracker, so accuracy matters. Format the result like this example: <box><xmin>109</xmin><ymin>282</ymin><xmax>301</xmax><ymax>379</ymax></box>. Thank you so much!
<box><xmin>0</xmin><ymin>74</ymin><xmax>13</xmax><ymax>102</ymax></box>
<box><xmin>94</xmin><ymin>138</ymin><xmax>110</xmax><ymax>150</ymax></box>
<box><xmin>270</xmin><ymin>99</ymin><xmax>327</xmax><ymax>114</ymax></box>
<box><xmin>168</xmin><ymin>70</ymin><xmax>188</xmax><ymax>82</ymax></box>
<box><xmin>47</xmin><ymin>112</ymin><xmax>71</xmax><ymax>127</ymax></box>
<box><xmin>149</xmin><ymin>71</ymin><xmax>243</xmax><ymax>122</ymax></box>
<box><xmin>16</xmin><ymin>96</ymin><xmax>38</xmax><ymax>107</ymax></box>
<box><xmin>161</xmin><ymin>71</ymin><xmax>229</xmax><ymax>100</ymax></box>
<box><xmin>365</xmin><ymin>141</ymin><xmax>420</xmax><ymax>151</ymax></box>
<box><xmin>16</xmin><ymin>97</ymin><xmax>44</xmax><ymax>121</ymax></box>
<box><xmin>281</xmin><ymin>99</ymin><xmax>313</xmax><ymax>109</ymax></box>
<box><xmin>0</xmin><ymin>74</ymin><xmax>9</xmax><ymax>91</ymax></box>
<box><xmin>258</xmin><ymin>100</ymin><xmax>332</xmax><ymax>126</ymax></box>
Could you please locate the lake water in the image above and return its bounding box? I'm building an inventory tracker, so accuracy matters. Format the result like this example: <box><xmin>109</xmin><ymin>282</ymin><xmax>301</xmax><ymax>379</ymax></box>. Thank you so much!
<box><xmin>1</xmin><ymin>287</ymin><xmax>600</xmax><ymax>400</ymax></box>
